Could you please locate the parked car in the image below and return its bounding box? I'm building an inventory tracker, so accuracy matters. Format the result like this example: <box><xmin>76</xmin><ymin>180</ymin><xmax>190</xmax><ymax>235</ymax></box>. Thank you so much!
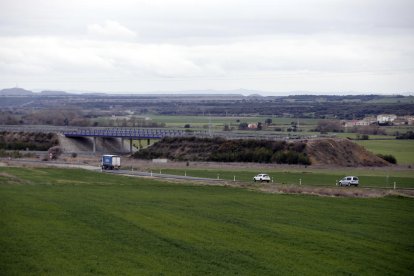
<box><xmin>338</xmin><ymin>176</ymin><xmax>359</xmax><ymax>187</ymax></box>
<box><xmin>253</xmin><ymin>174</ymin><xmax>271</xmax><ymax>182</ymax></box>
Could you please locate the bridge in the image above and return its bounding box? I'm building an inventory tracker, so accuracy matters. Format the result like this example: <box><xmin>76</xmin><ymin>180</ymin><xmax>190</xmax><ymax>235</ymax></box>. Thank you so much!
<box><xmin>0</xmin><ymin>125</ymin><xmax>324</xmax><ymax>154</ymax></box>
<box><xmin>62</xmin><ymin>128</ymin><xmax>209</xmax><ymax>153</ymax></box>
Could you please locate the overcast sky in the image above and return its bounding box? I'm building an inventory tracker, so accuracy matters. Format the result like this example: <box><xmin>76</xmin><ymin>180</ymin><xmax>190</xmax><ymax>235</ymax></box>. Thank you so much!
<box><xmin>0</xmin><ymin>0</ymin><xmax>413</xmax><ymax>95</ymax></box>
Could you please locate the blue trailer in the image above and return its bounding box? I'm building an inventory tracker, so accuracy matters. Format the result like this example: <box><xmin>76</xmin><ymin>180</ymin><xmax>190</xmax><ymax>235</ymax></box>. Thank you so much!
<box><xmin>101</xmin><ymin>155</ymin><xmax>121</xmax><ymax>170</ymax></box>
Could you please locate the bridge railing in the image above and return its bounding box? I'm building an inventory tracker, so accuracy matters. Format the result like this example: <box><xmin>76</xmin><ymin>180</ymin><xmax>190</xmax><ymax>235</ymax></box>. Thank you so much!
<box><xmin>63</xmin><ymin>128</ymin><xmax>209</xmax><ymax>139</ymax></box>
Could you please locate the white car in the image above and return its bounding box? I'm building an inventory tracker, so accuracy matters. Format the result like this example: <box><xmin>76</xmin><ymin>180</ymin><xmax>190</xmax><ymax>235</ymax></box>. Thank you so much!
<box><xmin>339</xmin><ymin>176</ymin><xmax>359</xmax><ymax>187</ymax></box>
<box><xmin>253</xmin><ymin>174</ymin><xmax>271</xmax><ymax>182</ymax></box>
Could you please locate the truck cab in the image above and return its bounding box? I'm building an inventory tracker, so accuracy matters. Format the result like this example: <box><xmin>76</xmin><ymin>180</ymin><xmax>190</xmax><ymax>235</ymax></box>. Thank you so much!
<box><xmin>101</xmin><ymin>155</ymin><xmax>121</xmax><ymax>170</ymax></box>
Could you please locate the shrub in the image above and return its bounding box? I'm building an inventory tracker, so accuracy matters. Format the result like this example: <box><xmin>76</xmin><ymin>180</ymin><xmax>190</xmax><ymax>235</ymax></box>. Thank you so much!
<box><xmin>377</xmin><ymin>154</ymin><xmax>397</xmax><ymax>164</ymax></box>
<box><xmin>396</xmin><ymin>131</ymin><xmax>414</xmax><ymax>139</ymax></box>
<box><xmin>356</xmin><ymin>134</ymin><xmax>369</xmax><ymax>140</ymax></box>
<box><xmin>316</xmin><ymin>120</ymin><xmax>343</xmax><ymax>133</ymax></box>
<box><xmin>134</xmin><ymin>137</ymin><xmax>311</xmax><ymax>165</ymax></box>
<box><xmin>48</xmin><ymin>146</ymin><xmax>63</xmax><ymax>160</ymax></box>
<box><xmin>238</xmin><ymin>122</ymin><xmax>248</xmax><ymax>130</ymax></box>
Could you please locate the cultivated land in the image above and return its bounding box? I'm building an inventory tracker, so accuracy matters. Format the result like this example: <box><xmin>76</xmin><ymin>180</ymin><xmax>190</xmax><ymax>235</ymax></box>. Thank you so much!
<box><xmin>355</xmin><ymin>140</ymin><xmax>414</xmax><ymax>165</ymax></box>
<box><xmin>1</xmin><ymin>167</ymin><xmax>414</xmax><ymax>275</ymax></box>
<box><xmin>158</xmin><ymin>168</ymin><xmax>414</xmax><ymax>188</ymax></box>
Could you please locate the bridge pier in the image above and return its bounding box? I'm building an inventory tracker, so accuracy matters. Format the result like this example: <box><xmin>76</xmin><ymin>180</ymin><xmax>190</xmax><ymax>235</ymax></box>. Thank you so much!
<box><xmin>93</xmin><ymin>137</ymin><xmax>96</xmax><ymax>153</ymax></box>
<box><xmin>62</xmin><ymin>128</ymin><xmax>196</xmax><ymax>154</ymax></box>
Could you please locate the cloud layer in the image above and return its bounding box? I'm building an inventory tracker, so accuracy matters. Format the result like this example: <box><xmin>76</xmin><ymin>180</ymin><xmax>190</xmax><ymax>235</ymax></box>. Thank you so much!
<box><xmin>0</xmin><ymin>0</ymin><xmax>413</xmax><ymax>94</ymax></box>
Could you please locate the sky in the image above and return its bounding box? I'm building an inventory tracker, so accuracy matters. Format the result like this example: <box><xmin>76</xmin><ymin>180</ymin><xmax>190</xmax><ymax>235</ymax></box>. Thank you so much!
<box><xmin>0</xmin><ymin>0</ymin><xmax>413</xmax><ymax>95</ymax></box>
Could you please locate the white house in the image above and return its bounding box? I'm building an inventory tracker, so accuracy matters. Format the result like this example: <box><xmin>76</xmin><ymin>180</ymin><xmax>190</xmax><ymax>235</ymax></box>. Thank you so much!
<box><xmin>377</xmin><ymin>114</ymin><xmax>397</xmax><ymax>124</ymax></box>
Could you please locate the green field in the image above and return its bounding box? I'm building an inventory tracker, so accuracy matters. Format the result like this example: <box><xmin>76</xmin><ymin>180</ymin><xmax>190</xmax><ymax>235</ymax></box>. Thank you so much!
<box><xmin>1</xmin><ymin>167</ymin><xmax>414</xmax><ymax>275</ymax></box>
<box><xmin>159</xmin><ymin>168</ymin><xmax>414</xmax><ymax>188</ymax></box>
<box><xmin>356</xmin><ymin>140</ymin><xmax>414</xmax><ymax>165</ymax></box>
<box><xmin>334</xmin><ymin>133</ymin><xmax>393</xmax><ymax>139</ymax></box>
<box><xmin>148</xmin><ymin>115</ymin><xmax>320</xmax><ymax>125</ymax></box>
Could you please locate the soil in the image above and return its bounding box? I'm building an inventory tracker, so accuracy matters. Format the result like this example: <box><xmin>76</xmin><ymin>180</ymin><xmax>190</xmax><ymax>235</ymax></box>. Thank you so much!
<box><xmin>305</xmin><ymin>138</ymin><xmax>389</xmax><ymax>167</ymax></box>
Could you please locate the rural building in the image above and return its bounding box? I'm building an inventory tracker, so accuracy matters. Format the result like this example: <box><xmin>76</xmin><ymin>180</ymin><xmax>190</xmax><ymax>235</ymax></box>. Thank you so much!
<box><xmin>355</xmin><ymin>120</ymin><xmax>370</xmax><ymax>126</ymax></box>
<box><xmin>363</xmin><ymin>116</ymin><xmax>377</xmax><ymax>125</ymax></box>
<box><xmin>344</xmin><ymin>117</ymin><xmax>375</xmax><ymax>128</ymax></box>
<box><xmin>393</xmin><ymin>117</ymin><xmax>408</xmax><ymax>126</ymax></box>
<box><xmin>377</xmin><ymin>114</ymin><xmax>397</xmax><ymax>124</ymax></box>
<box><xmin>403</xmin><ymin>115</ymin><xmax>414</xmax><ymax>125</ymax></box>
<box><xmin>248</xmin><ymin>123</ymin><xmax>258</xmax><ymax>129</ymax></box>
<box><xmin>344</xmin><ymin>120</ymin><xmax>358</xmax><ymax>128</ymax></box>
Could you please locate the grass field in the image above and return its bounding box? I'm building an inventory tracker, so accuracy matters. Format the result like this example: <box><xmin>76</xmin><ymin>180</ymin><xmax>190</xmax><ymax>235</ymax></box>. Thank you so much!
<box><xmin>159</xmin><ymin>168</ymin><xmax>414</xmax><ymax>188</ymax></box>
<box><xmin>1</xmin><ymin>167</ymin><xmax>414</xmax><ymax>275</ymax></box>
<box><xmin>148</xmin><ymin>114</ymin><xmax>320</xmax><ymax>125</ymax></box>
<box><xmin>356</xmin><ymin>140</ymin><xmax>414</xmax><ymax>165</ymax></box>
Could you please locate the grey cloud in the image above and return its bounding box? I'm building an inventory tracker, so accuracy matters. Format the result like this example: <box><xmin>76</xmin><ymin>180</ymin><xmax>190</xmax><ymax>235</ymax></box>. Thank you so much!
<box><xmin>0</xmin><ymin>0</ymin><xmax>412</xmax><ymax>93</ymax></box>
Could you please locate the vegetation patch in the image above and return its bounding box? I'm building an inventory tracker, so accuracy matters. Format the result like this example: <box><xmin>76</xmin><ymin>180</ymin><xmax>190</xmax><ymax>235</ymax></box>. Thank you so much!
<box><xmin>0</xmin><ymin>131</ymin><xmax>58</xmax><ymax>151</ymax></box>
<box><xmin>356</xmin><ymin>139</ymin><xmax>414</xmax><ymax>165</ymax></box>
<box><xmin>397</xmin><ymin>131</ymin><xmax>414</xmax><ymax>139</ymax></box>
<box><xmin>377</xmin><ymin>154</ymin><xmax>397</xmax><ymax>164</ymax></box>
<box><xmin>135</xmin><ymin>137</ymin><xmax>389</xmax><ymax>166</ymax></box>
<box><xmin>134</xmin><ymin>137</ymin><xmax>311</xmax><ymax>165</ymax></box>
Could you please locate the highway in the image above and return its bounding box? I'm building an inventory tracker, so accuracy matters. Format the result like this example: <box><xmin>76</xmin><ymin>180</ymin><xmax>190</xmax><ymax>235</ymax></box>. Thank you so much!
<box><xmin>0</xmin><ymin>158</ymin><xmax>224</xmax><ymax>183</ymax></box>
<box><xmin>105</xmin><ymin>169</ymin><xmax>223</xmax><ymax>183</ymax></box>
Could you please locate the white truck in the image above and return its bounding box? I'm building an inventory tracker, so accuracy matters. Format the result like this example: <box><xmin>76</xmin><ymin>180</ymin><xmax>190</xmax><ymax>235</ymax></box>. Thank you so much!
<box><xmin>101</xmin><ymin>155</ymin><xmax>121</xmax><ymax>170</ymax></box>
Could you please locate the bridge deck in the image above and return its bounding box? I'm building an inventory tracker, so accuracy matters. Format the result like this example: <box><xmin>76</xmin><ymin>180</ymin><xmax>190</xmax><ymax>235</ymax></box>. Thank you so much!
<box><xmin>63</xmin><ymin>128</ymin><xmax>207</xmax><ymax>139</ymax></box>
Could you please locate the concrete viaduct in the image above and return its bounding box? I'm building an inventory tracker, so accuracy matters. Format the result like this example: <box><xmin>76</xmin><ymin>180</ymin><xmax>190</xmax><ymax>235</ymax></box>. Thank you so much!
<box><xmin>62</xmin><ymin>128</ymin><xmax>208</xmax><ymax>153</ymax></box>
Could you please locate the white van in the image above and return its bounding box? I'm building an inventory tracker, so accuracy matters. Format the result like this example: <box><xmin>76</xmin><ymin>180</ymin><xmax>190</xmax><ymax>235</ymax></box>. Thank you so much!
<box><xmin>338</xmin><ymin>176</ymin><xmax>359</xmax><ymax>187</ymax></box>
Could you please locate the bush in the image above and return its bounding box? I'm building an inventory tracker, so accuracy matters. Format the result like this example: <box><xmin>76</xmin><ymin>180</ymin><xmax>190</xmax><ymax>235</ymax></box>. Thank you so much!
<box><xmin>377</xmin><ymin>154</ymin><xmax>397</xmax><ymax>164</ymax></box>
<box><xmin>356</xmin><ymin>134</ymin><xmax>369</xmax><ymax>140</ymax></box>
<box><xmin>396</xmin><ymin>131</ymin><xmax>414</xmax><ymax>139</ymax></box>
<box><xmin>0</xmin><ymin>149</ymin><xmax>22</xmax><ymax>158</ymax></box>
<box><xmin>316</xmin><ymin>120</ymin><xmax>343</xmax><ymax>133</ymax></box>
<box><xmin>134</xmin><ymin>137</ymin><xmax>311</xmax><ymax>165</ymax></box>
<box><xmin>271</xmin><ymin>150</ymin><xmax>311</xmax><ymax>165</ymax></box>
<box><xmin>238</xmin><ymin>122</ymin><xmax>248</xmax><ymax>130</ymax></box>
<box><xmin>352</xmin><ymin>126</ymin><xmax>386</xmax><ymax>135</ymax></box>
<box><xmin>48</xmin><ymin>146</ymin><xmax>63</xmax><ymax>160</ymax></box>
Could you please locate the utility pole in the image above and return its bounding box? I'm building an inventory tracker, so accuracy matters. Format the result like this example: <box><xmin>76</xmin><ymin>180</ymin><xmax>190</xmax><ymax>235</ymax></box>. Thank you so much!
<box><xmin>209</xmin><ymin>114</ymin><xmax>212</xmax><ymax>137</ymax></box>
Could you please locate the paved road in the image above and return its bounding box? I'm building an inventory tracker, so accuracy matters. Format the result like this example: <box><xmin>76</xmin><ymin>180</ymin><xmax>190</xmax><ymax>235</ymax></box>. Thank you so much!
<box><xmin>104</xmin><ymin>169</ymin><xmax>223</xmax><ymax>183</ymax></box>
<box><xmin>1</xmin><ymin>158</ymin><xmax>412</xmax><ymax>191</ymax></box>
<box><xmin>0</xmin><ymin>158</ymin><xmax>223</xmax><ymax>183</ymax></box>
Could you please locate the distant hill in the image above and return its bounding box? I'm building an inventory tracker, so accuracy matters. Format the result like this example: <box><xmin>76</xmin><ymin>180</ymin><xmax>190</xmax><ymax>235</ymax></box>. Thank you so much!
<box><xmin>0</xmin><ymin>87</ymin><xmax>34</xmax><ymax>96</ymax></box>
<box><xmin>40</xmin><ymin>90</ymin><xmax>70</xmax><ymax>96</ymax></box>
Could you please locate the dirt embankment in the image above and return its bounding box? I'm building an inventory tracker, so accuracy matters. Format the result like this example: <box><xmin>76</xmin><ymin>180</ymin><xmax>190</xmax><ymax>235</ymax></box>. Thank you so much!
<box><xmin>306</xmin><ymin>138</ymin><xmax>388</xmax><ymax>166</ymax></box>
<box><xmin>134</xmin><ymin>137</ymin><xmax>389</xmax><ymax>167</ymax></box>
